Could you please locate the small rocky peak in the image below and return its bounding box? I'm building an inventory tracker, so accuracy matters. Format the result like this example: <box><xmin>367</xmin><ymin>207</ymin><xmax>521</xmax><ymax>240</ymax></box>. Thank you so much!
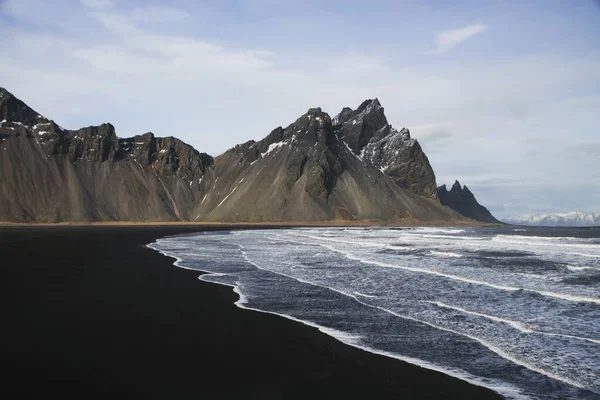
<box><xmin>284</xmin><ymin>107</ymin><xmax>334</xmax><ymax>146</ymax></box>
<box><xmin>332</xmin><ymin>107</ymin><xmax>354</xmax><ymax>125</ymax></box>
<box><xmin>264</xmin><ymin>126</ymin><xmax>285</xmax><ymax>145</ymax></box>
<box><xmin>438</xmin><ymin>184</ymin><xmax>448</xmax><ymax>193</ymax></box>
<box><xmin>118</xmin><ymin>131</ymin><xmax>157</xmax><ymax>164</ymax></box>
<box><xmin>0</xmin><ymin>87</ymin><xmax>12</xmax><ymax>100</ymax></box>
<box><xmin>63</xmin><ymin>123</ymin><xmax>120</xmax><ymax>162</ymax></box>
<box><xmin>451</xmin><ymin>180</ymin><xmax>463</xmax><ymax>191</ymax></box>
<box><xmin>356</xmin><ymin>98</ymin><xmax>382</xmax><ymax>114</ymax></box>
<box><xmin>335</xmin><ymin>98</ymin><xmax>389</xmax><ymax>154</ymax></box>
<box><xmin>0</xmin><ymin>88</ymin><xmax>48</xmax><ymax>128</ymax></box>
<box><xmin>152</xmin><ymin>136</ymin><xmax>213</xmax><ymax>180</ymax></box>
<box><xmin>136</xmin><ymin>132</ymin><xmax>156</xmax><ymax>143</ymax></box>
<box><xmin>399</xmin><ymin>127</ymin><xmax>411</xmax><ymax>139</ymax></box>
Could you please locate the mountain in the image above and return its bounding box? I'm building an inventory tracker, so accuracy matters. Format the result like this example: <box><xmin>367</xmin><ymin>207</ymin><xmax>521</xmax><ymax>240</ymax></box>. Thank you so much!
<box><xmin>195</xmin><ymin>106</ymin><xmax>457</xmax><ymax>222</ymax></box>
<box><xmin>0</xmin><ymin>87</ymin><xmax>463</xmax><ymax>223</ymax></box>
<box><xmin>332</xmin><ymin>99</ymin><xmax>438</xmax><ymax>199</ymax></box>
<box><xmin>502</xmin><ymin>212</ymin><xmax>600</xmax><ymax>227</ymax></box>
<box><xmin>437</xmin><ymin>181</ymin><xmax>500</xmax><ymax>223</ymax></box>
<box><xmin>0</xmin><ymin>87</ymin><xmax>213</xmax><ymax>222</ymax></box>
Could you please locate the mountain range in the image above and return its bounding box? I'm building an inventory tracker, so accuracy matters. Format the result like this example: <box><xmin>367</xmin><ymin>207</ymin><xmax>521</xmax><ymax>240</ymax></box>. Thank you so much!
<box><xmin>502</xmin><ymin>212</ymin><xmax>600</xmax><ymax>227</ymax></box>
<box><xmin>0</xmin><ymin>87</ymin><xmax>497</xmax><ymax>224</ymax></box>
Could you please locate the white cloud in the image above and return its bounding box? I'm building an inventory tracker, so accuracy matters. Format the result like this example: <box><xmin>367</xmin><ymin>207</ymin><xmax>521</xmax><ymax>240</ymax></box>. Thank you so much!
<box><xmin>131</xmin><ymin>6</ymin><xmax>190</xmax><ymax>23</ymax></box>
<box><xmin>0</xmin><ymin>2</ymin><xmax>598</xmax><ymax>216</ymax></box>
<box><xmin>429</xmin><ymin>23</ymin><xmax>488</xmax><ymax>54</ymax></box>
<box><xmin>80</xmin><ymin>0</ymin><xmax>113</xmax><ymax>9</ymax></box>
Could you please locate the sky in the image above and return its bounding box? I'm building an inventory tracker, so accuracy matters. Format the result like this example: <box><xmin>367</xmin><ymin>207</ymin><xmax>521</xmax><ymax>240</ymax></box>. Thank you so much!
<box><xmin>0</xmin><ymin>0</ymin><xmax>599</xmax><ymax>218</ymax></box>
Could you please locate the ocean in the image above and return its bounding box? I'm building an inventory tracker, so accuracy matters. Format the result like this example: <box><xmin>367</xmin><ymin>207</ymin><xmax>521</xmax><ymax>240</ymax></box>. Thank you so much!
<box><xmin>148</xmin><ymin>226</ymin><xmax>600</xmax><ymax>399</ymax></box>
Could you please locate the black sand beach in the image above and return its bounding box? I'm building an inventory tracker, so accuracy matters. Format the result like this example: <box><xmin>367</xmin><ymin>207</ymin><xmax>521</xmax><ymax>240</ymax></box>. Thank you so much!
<box><xmin>0</xmin><ymin>226</ymin><xmax>501</xmax><ymax>399</ymax></box>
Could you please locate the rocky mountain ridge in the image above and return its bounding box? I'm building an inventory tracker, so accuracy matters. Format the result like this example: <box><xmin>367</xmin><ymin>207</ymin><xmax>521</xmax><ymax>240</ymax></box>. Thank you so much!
<box><xmin>195</xmin><ymin>106</ymin><xmax>456</xmax><ymax>222</ymax></box>
<box><xmin>0</xmin><ymin>88</ymin><xmax>212</xmax><ymax>222</ymax></box>
<box><xmin>437</xmin><ymin>181</ymin><xmax>500</xmax><ymax>224</ymax></box>
<box><xmin>333</xmin><ymin>99</ymin><xmax>438</xmax><ymax>199</ymax></box>
<box><xmin>1</xmin><ymin>87</ymin><xmax>484</xmax><ymax>223</ymax></box>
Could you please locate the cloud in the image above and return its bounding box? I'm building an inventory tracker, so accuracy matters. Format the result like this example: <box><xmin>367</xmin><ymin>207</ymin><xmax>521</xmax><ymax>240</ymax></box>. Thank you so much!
<box><xmin>429</xmin><ymin>23</ymin><xmax>488</xmax><ymax>54</ymax></box>
<box><xmin>86</xmin><ymin>11</ymin><xmax>275</xmax><ymax>73</ymax></box>
<box><xmin>411</xmin><ymin>124</ymin><xmax>454</xmax><ymax>148</ymax></box>
<box><xmin>0</xmin><ymin>1</ymin><xmax>598</xmax><ymax>216</ymax></box>
<box><xmin>80</xmin><ymin>0</ymin><xmax>113</xmax><ymax>9</ymax></box>
<box><xmin>131</xmin><ymin>6</ymin><xmax>190</xmax><ymax>23</ymax></box>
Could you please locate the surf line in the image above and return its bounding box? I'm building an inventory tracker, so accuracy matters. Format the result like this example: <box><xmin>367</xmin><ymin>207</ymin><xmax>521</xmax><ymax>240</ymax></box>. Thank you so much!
<box><xmin>231</xmin><ymin>236</ymin><xmax>589</xmax><ymax>392</ymax></box>
<box><xmin>430</xmin><ymin>301</ymin><xmax>600</xmax><ymax>345</ymax></box>
<box><xmin>282</xmin><ymin>233</ymin><xmax>600</xmax><ymax>306</ymax></box>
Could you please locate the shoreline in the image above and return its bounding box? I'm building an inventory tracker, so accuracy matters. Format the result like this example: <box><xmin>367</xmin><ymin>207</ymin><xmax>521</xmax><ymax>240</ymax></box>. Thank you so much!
<box><xmin>0</xmin><ymin>219</ymin><xmax>499</xmax><ymax>227</ymax></box>
<box><xmin>1</xmin><ymin>225</ymin><xmax>502</xmax><ymax>399</ymax></box>
<box><xmin>149</xmin><ymin>232</ymin><xmax>513</xmax><ymax>397</ymax></box>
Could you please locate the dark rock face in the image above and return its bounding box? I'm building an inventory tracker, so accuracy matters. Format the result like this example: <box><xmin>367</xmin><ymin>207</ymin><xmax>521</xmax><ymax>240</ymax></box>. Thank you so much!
<box><xmin>437</xmin><ymin>181</ymin><xmax>500</xmax><ymax>223</ymax></box>
<box><xmin>333</xmin><ymin>99</ymin><xmax>438</xmax><ymax>199</ymax></box>
<box><xmin>0</xmin><ymin>87</ymin><xmax>463</xmax><ymax>223</ymax></box>
<box><xmin>0</xmin><ymin>88</ymin><xmax>213</xmax><ymax>222</ymax></box>
<box><xmin>197</xmin><ymin>106</ymin><xmax>458</xmax><ymax>222</ymax></box>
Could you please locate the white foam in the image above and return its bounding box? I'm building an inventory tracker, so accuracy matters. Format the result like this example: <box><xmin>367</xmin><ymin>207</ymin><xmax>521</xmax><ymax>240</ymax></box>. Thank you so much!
<box><xmin>566</xmin><ymin>265</ymin><xmax>594</xmax><ymax>271</ymax></box>
<box><xmin>235</xmin><ymin>300</ymin><xmax>527</xmax><ymax>398</ymax></box>
<box><xmin>430</xmin><ymin>251</ymin><xmax>463</xmax><ymax>258</ymax></box>
<box><xmin>279</xmin><ymin>234</ymin><xmax>600</xmax><ymax>305</ymax></box>
<box><xmin>371</xmin><ymin>304</ymin><xmax>588</xmax><ymax>392</ymax></box>
<box><xmin>354</xmin><ymin>292</ymin><xmax>378</xmax><ymax>298</ymax></box>
<box><xmin>150</xmin><ymin>239</ymin><xmax>521</xmax><ymax>399</ymax></box>
<box><xmin>493</xmin><ymin>235</ymin><xmax>597</xmax><ymax>249</ymax></box>
<box><xmin>148</xmin><ymin>230</ymin><xmax>600</xmax><ymax>397</ymax></box>
<box><xmin>430</xmin><ymin>301</ymin><xmax>600</xmax><ymax>344</ymax></box>
<box><xmin>235</xmin><ymin>243</ymin><xmax>592</xmax><ymax>392</ymax></box>
<box><xmin>417</xmin><ymin>228</ymin><xmax>467</xmax><ymax>234</ymax></box>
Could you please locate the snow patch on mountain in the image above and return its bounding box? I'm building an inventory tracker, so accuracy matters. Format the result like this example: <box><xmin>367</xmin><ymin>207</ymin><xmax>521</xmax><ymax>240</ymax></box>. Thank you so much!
<box><xmin>503</xmin><ymin>212</ymin><xmax>600</xmax><ymax>227</ymax></box>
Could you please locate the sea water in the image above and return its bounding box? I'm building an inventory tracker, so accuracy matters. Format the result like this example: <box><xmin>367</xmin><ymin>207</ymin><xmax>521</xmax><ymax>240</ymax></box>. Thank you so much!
<box><xmin>148</xmin><ymin>226</ymin><xmax>600</xmax><ymax>399</ymax></box>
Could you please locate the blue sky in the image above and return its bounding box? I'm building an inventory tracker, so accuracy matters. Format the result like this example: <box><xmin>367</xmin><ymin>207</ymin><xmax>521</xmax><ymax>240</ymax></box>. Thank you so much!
<box><xmin>1</xmin><ymin>0</ymin><xmax>599</xmax><ymax>218</ymax></box>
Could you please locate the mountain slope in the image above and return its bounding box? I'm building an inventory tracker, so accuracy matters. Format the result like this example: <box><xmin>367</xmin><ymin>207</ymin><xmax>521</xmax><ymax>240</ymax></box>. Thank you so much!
<box><xmin>0</xmin><ymin>88</ymin><xmax>213</xmax><ymax>222</ymax></box>
<box><xmin>503</xmin><ymin>212</ymin><xmax>600</xmax><ymax>227</ymax></box>
<box><xmin>0</xmin><ymin>87</ymin><xmax>463</xmax><ymax>223</ymax></box>
<box><xmin>193</xmin><ymin>107</ymin><xmax>459</xmax><ymax>222</ymax></box>
<box><xmin>437</xmin><ymin>181</ymin><xmax>500</xmax><ymax>223</ymax></box>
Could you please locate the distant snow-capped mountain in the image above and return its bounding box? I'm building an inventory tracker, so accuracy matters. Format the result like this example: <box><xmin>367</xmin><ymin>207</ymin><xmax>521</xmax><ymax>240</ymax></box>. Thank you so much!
<box><xmin>503</xmin><ymin>212</ymin><xmax>600</xmax><ymax>227</ymax></box>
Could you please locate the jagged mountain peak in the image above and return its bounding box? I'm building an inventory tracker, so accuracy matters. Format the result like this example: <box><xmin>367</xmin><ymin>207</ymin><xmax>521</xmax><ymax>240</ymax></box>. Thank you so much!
<box><xmin>438</xmin><ymin>181</ymin><xmax>500</xmax><ymax>224</ymax></box>
<box><xmin>334</xmin><ymin>98</ymin><xmax>388</xmax><ymax>143</ymax></box>
<box><xmin>0</xmin><ymin>87</ymin><xmax>49</xmax><ymax>128</ymax></box>
<box><xmin>330</xmin><ymin>99</ymin><xmax>437</xmax><ymax>199</ymax></box>
<box><xmin>356</xmin><ymin>98</ymin><xmax>382</xmax><ymax>112</ymax></box>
